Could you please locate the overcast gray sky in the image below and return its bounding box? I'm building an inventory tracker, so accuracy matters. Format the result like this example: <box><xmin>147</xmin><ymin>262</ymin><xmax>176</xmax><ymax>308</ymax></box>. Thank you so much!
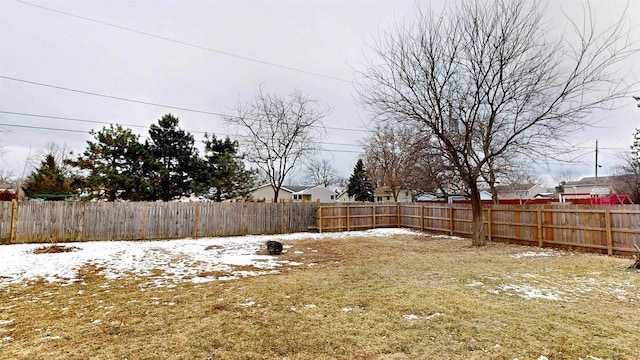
<box><xmin>1</xmin><ymin>0</ymin><xmax>638</xmax><ymax>187</ymax></box>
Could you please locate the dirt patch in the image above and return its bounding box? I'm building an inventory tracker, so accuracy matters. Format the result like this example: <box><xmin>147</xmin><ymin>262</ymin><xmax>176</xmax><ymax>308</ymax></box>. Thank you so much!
<box><xmin>33</xmin><ymin>245</ymin><xmax>80</xmax><ymax>254</ymax></box>
<box><xmin>77</xmin><ymin>264</ymin><xmax>106</xmax><ymax>282</ymax></box>
<box><xmin>232</xmin><ymin>265</ymin><xmax>263</xmax><ymax>272</ymax></box>
<box><xmin>197</xmin><ymin>271</ymin><xmax>229</xmax><ymax>278</ymax></box>
<box><xmin>204</xmin><ymin>245</ymin><xmax>224</xmax><ymax>251</ymax></box>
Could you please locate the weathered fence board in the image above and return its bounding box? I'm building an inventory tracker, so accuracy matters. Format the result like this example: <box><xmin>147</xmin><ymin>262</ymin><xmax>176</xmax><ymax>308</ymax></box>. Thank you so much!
<box><xmin>318</xmin><ymin>203</ymin><xmax>640</xmax><ymax>255</ymax></box>
<box><xmin>0</xmin><ymin>201</ymin><xmax>319</xmax><ymax>244</ymax></box>
<box><xmin>4</xmin><ymin>200</ymin><xmax>640</xmax><ymax>256</ymax></box>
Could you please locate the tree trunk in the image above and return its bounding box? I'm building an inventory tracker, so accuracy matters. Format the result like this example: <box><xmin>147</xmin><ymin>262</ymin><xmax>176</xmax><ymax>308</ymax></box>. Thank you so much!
<box><xmin>469</xmin><ymin>179</ymin><xmax>486</xmax><ymax>246</ymax></box>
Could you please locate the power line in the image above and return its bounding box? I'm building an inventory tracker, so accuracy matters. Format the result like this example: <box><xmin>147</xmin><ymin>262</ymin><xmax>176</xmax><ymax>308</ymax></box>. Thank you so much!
<box><xmin>0</xmin><ymin>110</ymin><xmax>364</xmax><ymax>148</ymax></box>
<box><xmin>16</xmin><ymin>0</ymin><xmax>352</xmax><ymax>84</ymax></box>
<box><xmin>0</xmin><ymin>122</ymin><xmax>87</xmax><ymax>134</ymax></box>
<box><xmin>0</xmin><ymin>75</ymin><xmax>223</xmax><ymax>116</ymax></box>
<box><xmin>0</xmin><ymin>121</ymin><xmax>361</xmax><ymax>154</ymax></box>
<box><xmin>0</xmin><ymin>76</ymin><xmax>372</xmax><ymax>134</ymax></box>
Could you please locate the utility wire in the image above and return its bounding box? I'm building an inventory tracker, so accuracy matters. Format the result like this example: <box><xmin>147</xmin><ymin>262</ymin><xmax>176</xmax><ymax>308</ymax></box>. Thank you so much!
<box><xmin>0</xmin><ymin>122</ymin><xmax>363</xmax><ymax>154</ymax></box>
<box><xmin>0</xmin><ymin>75</ymin><xmax>222</xmax><ymax>116</ymax></box>
<box><xmin>0</xmin><ymin>122</ymin><xmax>87</xmax><ymax>134</ymax></box>
<box><xmin>0</xmin><ymin>110</ymin><xmax>364</xmax><ymax>148</ymax></box>
<box><xmin>0</xmin><ymin>76</ymin><xmax>371</xmax><ymax>134</ymax></box>
<box><xmin>16</xmin><ymin>0</ymin><xmax>353</xmax><ymax>84</ymax></box>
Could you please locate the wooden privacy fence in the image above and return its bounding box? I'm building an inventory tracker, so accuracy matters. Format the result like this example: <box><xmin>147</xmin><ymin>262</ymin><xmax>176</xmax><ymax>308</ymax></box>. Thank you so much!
<box><xmin>0</xmin><ymin>200</ymin><xmax>318</xmax><ymax>244</ymax></box>
<box><xmin>318</xmin><ymin>203</ymin><xmax>640</xmax><ymax>256</ymax></box>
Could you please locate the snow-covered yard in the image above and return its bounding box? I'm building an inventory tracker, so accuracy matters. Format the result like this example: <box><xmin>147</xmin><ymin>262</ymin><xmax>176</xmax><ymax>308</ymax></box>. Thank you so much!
<box><xmin>0</xmin><ymin>228</ymin><xmax>418</xmax><ymax>288</ymax></box>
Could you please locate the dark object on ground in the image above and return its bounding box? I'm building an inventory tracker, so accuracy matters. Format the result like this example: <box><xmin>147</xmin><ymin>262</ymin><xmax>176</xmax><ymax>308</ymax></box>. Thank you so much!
<box><xmin>629</xmin><ymin>244</ymin><xmax>640</xmax><ymax>269</ymax></box>
<box><xmin>33</xmin><ymin>244</ymin><xmax>80</xmax><ymax>254</ymax></box>
<box><xmin>266</xmin><ymin>240</ymin><xmax>283</xmax><ymax>255</ymax></box>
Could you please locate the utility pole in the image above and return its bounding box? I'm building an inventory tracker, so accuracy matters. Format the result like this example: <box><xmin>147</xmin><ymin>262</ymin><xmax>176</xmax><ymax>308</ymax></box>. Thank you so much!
<box><xmin>595</xmin><ymin>139</ymin><xmax>599</xmax><ymax>186</ymax></box>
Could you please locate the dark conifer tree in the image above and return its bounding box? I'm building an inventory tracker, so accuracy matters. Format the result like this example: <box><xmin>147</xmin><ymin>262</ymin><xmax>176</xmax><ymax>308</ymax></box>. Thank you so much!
<box><xmin>145</xmin><ymin>114</ymin><xmax>200</xmax><ymax>201</ymax></box>
<box><xmin>347</xmin><ymin>159</ymin><xmax>374</xmax><ymax>202</ymax></box>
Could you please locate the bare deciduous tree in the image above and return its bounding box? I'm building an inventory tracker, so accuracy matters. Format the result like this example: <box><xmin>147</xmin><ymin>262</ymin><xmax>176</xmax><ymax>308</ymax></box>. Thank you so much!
<box><xmin>482</xmin><ymin>156</ymin><xmax>540</xmax><ymax>204</ymax></box>
<box><xmin>552</xmin><ymin>168</ymin><xmax>581</xmax><ymax>187</ymax></box>
<box><xmin>225</xmin><ymin>87</ymin><xmax>329</xmax><ymax>202</ymax></box>
<box><xmin>305</xmin><ymin>157</ymin><xmax>338</xmax><ymax>188</ymax></box>
<box><xmin>357</xmin><ymin>0</ymin><xmax>637</xmax><ymax>245</ymax></box>
<box><xmin>362</xmin><ymin>123</ymin><xmax>424</xmax><ymax>201</ymax></box>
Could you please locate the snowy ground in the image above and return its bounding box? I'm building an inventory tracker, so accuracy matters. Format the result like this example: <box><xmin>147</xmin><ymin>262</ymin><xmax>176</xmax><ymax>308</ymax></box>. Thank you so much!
<box><xmin>1</xmin><ymin>229</ymin><xmax>636</xmax><ymax>305</ymax></box>
<box><xmin>0</xmin><ymin>228</ymin><xmax>421</xmax><ymax>288</ymax></box>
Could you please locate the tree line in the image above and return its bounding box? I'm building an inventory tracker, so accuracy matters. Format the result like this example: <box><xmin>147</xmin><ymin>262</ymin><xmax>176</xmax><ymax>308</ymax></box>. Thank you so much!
<box><xmin>19</xmin><ymin>88</ymin><xmax>334</xmax><ymax>202</ymax></box>
<box><xmin>23</xmin><ymin>114</ymin><xmax>254</xmax><ymax>202</ymax></box>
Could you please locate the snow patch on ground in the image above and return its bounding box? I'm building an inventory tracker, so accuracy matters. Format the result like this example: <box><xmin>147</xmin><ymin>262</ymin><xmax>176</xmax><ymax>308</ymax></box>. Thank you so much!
<box><xmin>511</xmin><ymin>251</ymin><xmax>559</xmax><ymax>259</ymax></box>
<box><xmin>0</xmin><ymin>228</ymin><xmax>420</xmax><ymax>288</ymax></box>
<box><xmin>499</xmin><ymin>285</ymin><xmax>563</xmax><ymax>301</ymax></box>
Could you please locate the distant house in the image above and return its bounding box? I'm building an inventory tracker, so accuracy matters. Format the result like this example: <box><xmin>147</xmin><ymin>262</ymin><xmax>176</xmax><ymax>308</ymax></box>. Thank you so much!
<box><xmin>0</xmin><ymin>182</ymin><xmax>19</xmax><ymax>201</ymax></box>
<box><xmin>291</xmin><ymin>185</ymin><xmax>337</xmax><ymax>203</ymax></box>
<box><xmin>494</xmin><ymin>183</ymin><xmax>545</xmax><ymax>200</ymax></box>
<box><xmin>337</xmin><ymin>186</ymin><xmax>413</xmax><ymax>203</ymax></box>
<box><xmin>562</xmin><ymin>175</ymin><xmax>631</xmax><ymax>195</ymax></box>
<box><xmin>249</xmin><ymin>184</ymin><xmax>337</xmax><ymax>203</ymax></box>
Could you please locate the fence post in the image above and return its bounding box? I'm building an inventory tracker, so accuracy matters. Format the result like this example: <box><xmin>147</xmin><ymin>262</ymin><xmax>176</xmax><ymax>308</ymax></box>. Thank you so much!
<box><xmin>194</xmin><ymin>203</ymin><xmax>200</xmax><ymax>238</ymax></box>
<box><xmin>79</xmin><ymin>201</ymin><xmax>86</xmax><ymax>241</ymax></box>
<box><xmin>397</xmin><ymin>204</ymin><xmax>401</xmax><ymax>228</ymax></box>
<box><xmin>346</xmin><ymin>205</ymin><xmax>350</xmax><ymax>231</ymax></box>
<box><xmin>605</xmin><ymin>210</ymin><xmax>613</xmax><ymax>255</ymax></box>
<box><xmin>420</xmin><ymin>205</ymin><xmax>424</xmax><ymax>231</ymax></box>
<box><xmin>372</xmin><ymin>204</ymin><xmax>376</xmax><ymax>229</ymax></box>
<box><xmin>317</xmin><ymin>206</ymin><xmax>323</xmax><ymax>233</ymax></box>
<box><xmin>537</xmin><ymin>208</ymin><xmax>543</xmax><ymax>248</ymax></box>
<box><xmin>281</xmin><ymin>201</ymin><xmax>286</xmax><ymax>234</ymax></box>
<box><xmin>141</xmin><ymin>202</ymin><xmax>147</xmax><ymax>240</ymax></box>
<box><xmin>9</xmin><ymin>199</ymin><xmax>17</xmax><ymax>244</ymax></box>
<box><xmin>241</xmin><ymin>202</ymin><xmax>246</xmax><ymax>234</ymax></box>
<box><xmin>449</xmin><ymin>206</ymin><xmax>454</xmax><ymax>235</ymax></box>
<box><xmin>487</xmin><ymin>207</ymin><xmax>492</xmax><ymax>243</ymax></box>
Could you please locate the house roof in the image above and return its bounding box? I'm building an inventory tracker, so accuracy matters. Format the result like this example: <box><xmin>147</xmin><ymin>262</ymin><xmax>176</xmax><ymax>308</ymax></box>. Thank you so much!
<box><xmin>251</xmin><ymin>184</ymin><xmax>309</xmax><ymax>193</ymax></box>
<box><xmin>284</xmin><ymin>185</ymin><xmax>310</xmax><ymax>193</ymax></box>
<box><xmin>0</xmin><ymin>182</ymin><xmax>14</xmax><ymax>189</ymax></box>
<box><xmin>564</xmin><ymin>175</ymin><xmax>630</xmax><ymax>187</ymax></box>
<box><xmin>494</xmin><ymin>183</ymin><xmax>538</xmax><ymax>192</ymax></box>
<box><xmin>293</xmin><ymin>185</ymin><xmax>334</xmax><ymax>195</ymax></box>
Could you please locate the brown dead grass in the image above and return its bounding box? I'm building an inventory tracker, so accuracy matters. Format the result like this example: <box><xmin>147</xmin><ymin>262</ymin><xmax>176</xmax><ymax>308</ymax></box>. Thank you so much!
<box><xmin>32</xmin><ymin>245</ymin><xmax>80</xmax><ymax>254</ymax></box>
<box><xmin>1</xmin><ymin>234</ymin><xmax>639</xmax><ymax>359</ymax></box>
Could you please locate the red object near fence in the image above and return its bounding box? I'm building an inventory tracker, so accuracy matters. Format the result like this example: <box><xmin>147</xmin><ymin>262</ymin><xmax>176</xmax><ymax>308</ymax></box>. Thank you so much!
<box><xmin>590</xmin><ymin>193</ymin><xmax>634</xmax><ymax>205</ymax></box>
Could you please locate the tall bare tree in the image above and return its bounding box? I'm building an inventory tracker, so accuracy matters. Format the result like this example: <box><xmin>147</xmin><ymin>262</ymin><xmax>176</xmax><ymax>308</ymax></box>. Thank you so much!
<box><xmin>225</xmin><ymin>88</ymin><xmax>329</xmax><ymax>202</ymax></box>
<box><xmin>362</xmin><ymin>123</ymin><xmax>425</xmax><ymax>201</ymax></box>
<box><xmin>357</xmin><ymin>0</ymin><xmax>637</xmax><ymax>245</ymax></box>
<box><xmin>305</xmin><ymin>157</ymin><xmax>338</xmax><ymax>187</ymax></box>
<box><xmin>482</xmin><ymin>156</ymin><xmax>540</xmax><ymax>203</ymax></box>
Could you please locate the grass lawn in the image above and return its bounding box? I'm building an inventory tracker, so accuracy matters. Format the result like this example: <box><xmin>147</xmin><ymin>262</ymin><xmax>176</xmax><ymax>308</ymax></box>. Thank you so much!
<box><xmin>1</xmin><ymin>233</ymin><xmax>638</xmax><ymax>359</ymax></box>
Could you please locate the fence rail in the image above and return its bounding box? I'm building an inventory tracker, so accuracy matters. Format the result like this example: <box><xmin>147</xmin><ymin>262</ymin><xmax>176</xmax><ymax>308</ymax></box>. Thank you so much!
<box><xmin>319</xmin><ymin>203</ymin><xmax>640</xmax><ymax>256</ymax></box>
<box><xmin>0</xmin><ymin>200</ymin><xmax>318</xmax><ymax>244</ymax></box>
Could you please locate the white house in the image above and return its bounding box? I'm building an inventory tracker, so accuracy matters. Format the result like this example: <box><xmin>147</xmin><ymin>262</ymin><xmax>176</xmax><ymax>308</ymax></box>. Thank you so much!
<box><xmin>291</xmin><ymin>185</ymin><xmax>337</xmax><ymax>202</ymax></box>
<box><xmin>337</xmin><ymin>186</ymin><xmax>413</xmax><ymax>203</ymax></box>
<box><xmin>249</xmin><ymin>184</ymin><xmax>337</xmax><ymax>203</ymax></box>
<box><xmin>249</xmin><ymin>184</ymin><xmax>307</xmax><ymax>202</ymax></box>
<box><xmin>562</xmin><ymin>176</ymin><xmax>629</xmax><ymax>195</ymax></box>
<box><xmin>494</xmin><ymin>183</ymin><xmax>545</xmax><ymax>200</ymax></box>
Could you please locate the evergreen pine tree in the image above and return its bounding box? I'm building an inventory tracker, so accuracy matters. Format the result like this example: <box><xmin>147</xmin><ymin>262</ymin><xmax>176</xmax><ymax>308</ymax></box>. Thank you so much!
<box><xmin>68</xmin><ymin>124</ymin><xmax>149</xmax><ymax>201</ymax></box>
<box><xmin>146</xmin><ymin>114</ymin><xmax>200</xmax><ymax>201</ymax></box>
<box><xmin>347</xmin><ymin>159</ymin><xmax>374</xmax><ymax>202</ymax></box>
<box><xmin>23</xmin><ymin>154</ymin><xmax>73</xmax><ymax>200</ymax></box>
<box><xmin>197</xmin><ymin>134</ymin><xmax>255</xmax><ymax>201</ymax></box>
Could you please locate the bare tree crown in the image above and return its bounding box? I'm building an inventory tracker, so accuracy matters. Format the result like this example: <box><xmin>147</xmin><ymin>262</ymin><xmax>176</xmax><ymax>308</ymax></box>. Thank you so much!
<box><xmin>225</xmin><ymin>87</ymin><xmax>329</xmax><ymax>201</ymax></box>
<box><xmin>357</xmin><ymin>0</ymin><xmax>638</xmax><ymax>244</ymax></box>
